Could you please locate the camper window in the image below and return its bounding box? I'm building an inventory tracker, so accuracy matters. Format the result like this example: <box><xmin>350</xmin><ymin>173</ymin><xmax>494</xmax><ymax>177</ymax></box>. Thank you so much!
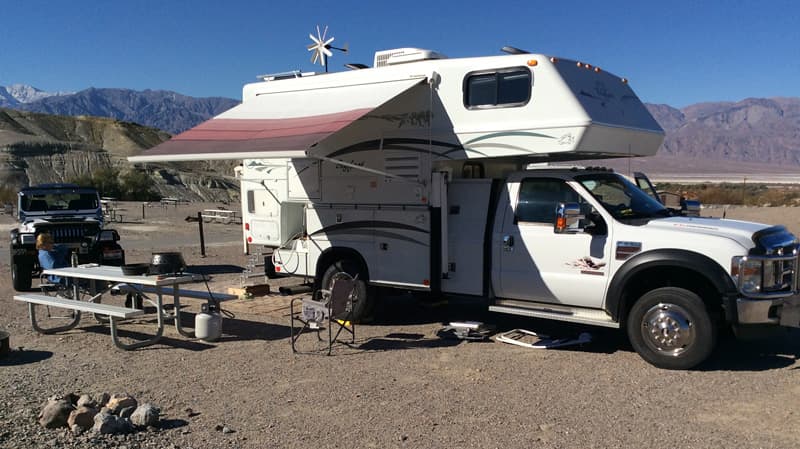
<box><xmin>464</xmin><ymin>67</ymin><xmax>531</xmax><ymax>109</ymax></box>
<box><xmin>247</xmin><ymin>190</ymin><xmax>256</xmax><ymax>213</ymax></box>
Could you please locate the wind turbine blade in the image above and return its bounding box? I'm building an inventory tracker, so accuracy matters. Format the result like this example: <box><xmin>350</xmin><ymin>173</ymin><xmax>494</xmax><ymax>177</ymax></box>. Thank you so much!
<box><xmin>322</xmin><ymin>47</ymin><xmax>333</xmax><ymax>57</ymax></box>
<box><xmin>324</xmin><ymin>36</ymin><xmax>334</xmax><ymax>46</ymax></box>
<box><xmin>322</xmin><ymin>25</ymin><xmax>328</xmax><ymax>41</ymax></box>
<box><xmin>311</xmin><ymin>51</ymin><xmax>319</xmax><ymax>64</ymax></box>
<box><xmin>309</xmin><ymin>33</ymin><xmax>320</xmax><ymax>44</ymax></box>
<box><xmin>316</xmin><ymin>25</ymin><xmax>321</xmax><ymax>40</ymax></box>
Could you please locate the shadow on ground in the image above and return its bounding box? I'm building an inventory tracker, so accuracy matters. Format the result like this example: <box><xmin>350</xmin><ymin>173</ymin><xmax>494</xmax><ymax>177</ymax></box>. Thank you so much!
<box><xmin>698</xmin><ymin>328</ymin><xmax>800</xmax><ymax>371</ymax></box>
<box><xmin>0</xmin><ymin>349</ymin><xmax>54</xmax><ymax>366</ymax></box>
<box><xmin>186</xmin><ymin>264</ymin><xmax>243</xmax><ymax>275</ymax></box>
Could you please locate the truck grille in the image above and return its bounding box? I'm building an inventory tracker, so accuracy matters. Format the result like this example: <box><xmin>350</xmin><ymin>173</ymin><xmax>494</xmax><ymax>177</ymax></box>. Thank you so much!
<box><xmin>38</xmin><ymin>225</ymin><xmax>94</xmax><ymax>244</ymax></box>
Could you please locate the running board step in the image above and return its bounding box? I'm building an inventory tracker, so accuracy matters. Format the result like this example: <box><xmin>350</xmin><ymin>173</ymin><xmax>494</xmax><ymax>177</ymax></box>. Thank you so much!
<box><xmin>489</xmin><ymin>300</ymin><xmax>619</xmax><ymax>328</ymax></box>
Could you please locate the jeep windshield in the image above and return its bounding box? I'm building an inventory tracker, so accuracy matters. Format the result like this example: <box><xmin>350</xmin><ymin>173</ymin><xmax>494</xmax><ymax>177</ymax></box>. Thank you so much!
<box><xmin>20</xmin><ymin>190</ymin><xmax>99</xmax><ymax>212</ymax></box>
<box><xmin>576</xmin><ymin>173</ymin><xmax>669</xmax><ymax>220</ymax></box>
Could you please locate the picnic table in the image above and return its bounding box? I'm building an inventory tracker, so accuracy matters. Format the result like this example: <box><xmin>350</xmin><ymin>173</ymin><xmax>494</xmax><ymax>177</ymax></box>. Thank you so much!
<box><xmin>201</xmin><ymin>209</ymin><xmax>239</xmax><ymax>224</ymax></box>
<box><xmin>13</xmin><ymin>265</ymin><xmax>233</xmax><ymax>350</ymax></box>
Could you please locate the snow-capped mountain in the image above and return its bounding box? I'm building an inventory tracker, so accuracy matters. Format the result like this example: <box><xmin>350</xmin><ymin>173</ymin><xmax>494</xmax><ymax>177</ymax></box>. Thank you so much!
<box><xmin>0</xmin><ymin>84</ymin><xmax>72</xmax><ymax>107</ymax></box>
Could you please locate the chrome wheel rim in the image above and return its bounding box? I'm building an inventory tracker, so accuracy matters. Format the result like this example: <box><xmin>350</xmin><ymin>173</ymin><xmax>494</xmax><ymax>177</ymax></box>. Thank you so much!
<box><xmin>640</xmin><ymin>303</ymin><xmax>695</xmax><ymax>357</ymax></box>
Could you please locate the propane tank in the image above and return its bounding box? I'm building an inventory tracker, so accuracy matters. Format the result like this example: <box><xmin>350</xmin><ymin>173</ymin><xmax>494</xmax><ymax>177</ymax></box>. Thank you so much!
<box><xmin>195</xmin><ymin>302</ymin><xmax>222</xmax><ymax>342</ymax></box>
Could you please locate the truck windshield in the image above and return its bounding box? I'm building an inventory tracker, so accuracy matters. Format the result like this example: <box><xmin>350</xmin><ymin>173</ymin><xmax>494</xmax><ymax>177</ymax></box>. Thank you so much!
<box><xmin>20</xmin><ymin>192</ymin><xmax>99</xmax><ymax>212</ymax></box>
<box><xmin>575</xmin><ymin>173</ymin><xmax>668</xmax><ymax>220</ymax></box>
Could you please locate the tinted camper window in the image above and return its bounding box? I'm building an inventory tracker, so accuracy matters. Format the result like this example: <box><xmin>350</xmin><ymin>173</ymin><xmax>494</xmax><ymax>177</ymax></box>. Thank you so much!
<box><xmin>465</xmin><ymin>68</ymin><xmax>531</xmax><ymax>108</ymax></box>
<box><xmin>247</xmin><ymin>190</ymin><xmax>256</xmax><ymax>213</ymax></box>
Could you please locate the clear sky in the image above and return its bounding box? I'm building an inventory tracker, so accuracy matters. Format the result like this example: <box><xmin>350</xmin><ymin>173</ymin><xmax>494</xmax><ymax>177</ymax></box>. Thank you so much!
<box><xmin>1</xmin><ymin>0</ymin><xmax>798</xmax><ymax>107</ymax></box>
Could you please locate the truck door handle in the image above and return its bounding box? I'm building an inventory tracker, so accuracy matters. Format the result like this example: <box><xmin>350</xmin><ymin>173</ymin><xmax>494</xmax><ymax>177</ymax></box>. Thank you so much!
<box><xmin>503</xmin><ymin>235</ymin><xmax>514</xmax><ymax>251</ymax></box>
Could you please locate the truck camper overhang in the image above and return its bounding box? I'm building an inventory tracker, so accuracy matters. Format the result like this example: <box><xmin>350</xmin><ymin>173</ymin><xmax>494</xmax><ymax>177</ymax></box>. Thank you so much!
<box><xmin>128</xmin><ymin>76</ymin><xmax>427</xmax><ymax>163</ymax></box>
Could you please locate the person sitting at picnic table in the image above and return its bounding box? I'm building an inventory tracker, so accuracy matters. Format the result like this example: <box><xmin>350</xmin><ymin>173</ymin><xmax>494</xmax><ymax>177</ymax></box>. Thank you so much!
<box><xmin>36</xmin><ymin>233</ymin><xmax>70</xmax><ymax>284</ymax></box>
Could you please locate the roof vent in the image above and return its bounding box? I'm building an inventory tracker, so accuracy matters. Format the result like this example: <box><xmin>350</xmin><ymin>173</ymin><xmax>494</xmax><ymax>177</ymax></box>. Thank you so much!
<box><xmin>373</xmin><ymin>48</ymin><xmax>447</xmax><ymax>68</ymax></box>
<box><xmin>256</xmin><ymin>70</ymin><xmax>317</xmax><ymax>82</ymax></box>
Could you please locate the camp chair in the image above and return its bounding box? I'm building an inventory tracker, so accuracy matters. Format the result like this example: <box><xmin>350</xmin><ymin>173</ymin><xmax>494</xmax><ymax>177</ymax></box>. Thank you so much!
<box><xmin>290</xmin><ymin>276</ymin><xmax>357</xmax><ymax>355</ymax></box>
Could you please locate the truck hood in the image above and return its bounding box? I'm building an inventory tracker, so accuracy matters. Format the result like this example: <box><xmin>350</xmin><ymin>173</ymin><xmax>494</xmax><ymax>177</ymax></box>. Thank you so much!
<box><xmin>643</xmin><ymin>216</ymin><xmax>774</xmax><ymax>250</ymax></box>
<box><xmin>19</xmin><ymin>216</ymin><xmax>102</xmax><ymax>233</ymax></box>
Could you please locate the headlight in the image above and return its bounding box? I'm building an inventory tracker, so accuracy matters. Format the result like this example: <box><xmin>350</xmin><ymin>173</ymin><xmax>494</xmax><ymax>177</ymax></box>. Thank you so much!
<box><xmin>732</xmin><ymin>256</ymin><xmax>763</xmax><ymax>294</ymax></box>
<box><xmin>20</xmin><ymin>234</ymin><xmax>36</xmax><ymax>245</ymax></box>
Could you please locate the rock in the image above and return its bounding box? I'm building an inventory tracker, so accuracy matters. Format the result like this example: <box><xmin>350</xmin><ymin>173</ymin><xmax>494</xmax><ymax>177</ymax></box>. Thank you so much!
<box><xmin>68</xmin><ymin>406</ymin><xmax>98</xmax><ymax>430</ymax></box>
<box><xmin>76</xmin><ymin>394</ymin><xmax>94</xmax><ymax>408</ymax></box>
<box><xmin>222</xmin><ymin>426</ymin><xmax>234</xmax><ymax>434</ymax></box>
<box><xmin>106</xmin><ymin>394</ymin><xmax>137</xmax><ymax>414</ymax></box>
<box><xmin>93</xmin><ymin>412</ymin><xmax>133</xmax><ymax>435</ymax></box>
<box><xmin>119</xmin><ymin>406</ymin><xmax>136</xmax><ymax>419</ymax></box>
<box><xmin>39</xmin><ymin>399</ymin><xmax>74</xmax><ymax>428</ymax></box>
<box><xmin>130</xmin><ymin>404</ymin><xmax>160</xmax><ymax>428</ymax></box>
<box><xmin>71</xmin><ymin>424</ymin><xmax>83</xmax><ymax>436</ymax></box>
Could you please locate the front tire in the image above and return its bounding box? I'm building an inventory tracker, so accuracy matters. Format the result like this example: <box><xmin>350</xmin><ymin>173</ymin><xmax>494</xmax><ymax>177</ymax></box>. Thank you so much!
<box><xmin>12</xmin><ymin>259</ymin><xmax>33</xmax><ymax>291</ymax></box>
<box><xmin>627</xmin><ymin>287</ymin><xmax>717</xmax><ymax>370</ymax></box>
<box><xmin>319</xmin><ymin>258</ymin><xmax>374</xmax><ymax>323</ymax></box>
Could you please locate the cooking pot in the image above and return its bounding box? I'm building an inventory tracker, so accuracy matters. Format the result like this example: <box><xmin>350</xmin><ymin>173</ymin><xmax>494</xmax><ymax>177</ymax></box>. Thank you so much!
<box><xmin>148</xmin><ymin>252</ymin><xmax>187</xmax><ymax>275</ymax></box>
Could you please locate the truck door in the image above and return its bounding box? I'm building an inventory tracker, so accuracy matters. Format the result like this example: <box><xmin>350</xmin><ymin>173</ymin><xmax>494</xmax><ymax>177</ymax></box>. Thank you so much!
<box><xmin>494</xmin><ymin>177</ymin><xmax>611</xmax><ymax>308</ymax></box>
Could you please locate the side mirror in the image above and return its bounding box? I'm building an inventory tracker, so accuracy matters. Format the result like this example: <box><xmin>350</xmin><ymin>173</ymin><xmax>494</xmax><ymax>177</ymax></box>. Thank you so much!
<box><xmin>554</xmin><ymin>203</ymin><xmax>584</xmax><ymax>234</ymax></box>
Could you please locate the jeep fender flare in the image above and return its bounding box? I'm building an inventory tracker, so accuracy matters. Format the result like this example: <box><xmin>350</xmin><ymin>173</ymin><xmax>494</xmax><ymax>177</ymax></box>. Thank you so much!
<box><xmin>605</xmin><ymin>249</ymin><xmax>738</xmax><ymax>322</ymax></box>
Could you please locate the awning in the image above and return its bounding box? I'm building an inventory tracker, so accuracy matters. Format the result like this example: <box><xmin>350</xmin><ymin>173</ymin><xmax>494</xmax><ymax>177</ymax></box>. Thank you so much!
<box><xmin>129</xmin><ymin>76</ymin><xmax>426</xmax><ymax>163</ymax></box>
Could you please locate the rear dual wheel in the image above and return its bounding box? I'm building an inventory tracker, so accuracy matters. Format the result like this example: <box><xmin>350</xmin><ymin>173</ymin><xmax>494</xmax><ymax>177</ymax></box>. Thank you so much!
<box><xmin>319</xmin><ymin>258</ymin><xmax>374</xmax><ymax>323</ymax></box>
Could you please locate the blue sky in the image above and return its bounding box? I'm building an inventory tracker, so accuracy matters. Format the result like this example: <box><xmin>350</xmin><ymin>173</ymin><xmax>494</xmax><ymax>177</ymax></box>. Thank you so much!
<box><xmin>1</xmin><ymin>0</ymin><xmax>798</xmax><ymax>107</ymax></box>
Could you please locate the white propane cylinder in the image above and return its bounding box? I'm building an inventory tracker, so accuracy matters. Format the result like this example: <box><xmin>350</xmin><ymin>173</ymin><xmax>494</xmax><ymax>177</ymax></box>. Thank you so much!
<box><xmin>195</xmin><ymin>303</ymin><xmax>222</xmax><ymax>342</ymax></box>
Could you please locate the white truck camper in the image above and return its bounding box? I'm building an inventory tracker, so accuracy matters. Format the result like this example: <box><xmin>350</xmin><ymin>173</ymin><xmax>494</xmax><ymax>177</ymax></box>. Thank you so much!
<box><xmin>132</xmin><ymin>47</ymin><xmax>800</xmax><ymax>369</ymax></box>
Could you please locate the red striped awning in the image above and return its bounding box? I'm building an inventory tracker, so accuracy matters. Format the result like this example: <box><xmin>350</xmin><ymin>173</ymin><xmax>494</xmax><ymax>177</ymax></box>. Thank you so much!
<box><xmin>129</xmin><ymin>77</ymin><xmax>425</xmax><ymax>162</ymax></box>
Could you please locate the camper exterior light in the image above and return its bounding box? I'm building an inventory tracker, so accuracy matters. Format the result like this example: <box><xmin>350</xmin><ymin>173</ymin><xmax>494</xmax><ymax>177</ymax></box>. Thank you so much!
<box><xmin>527</xmin><ymin>59</ymin><xmax>538</xmax><ymax>67</ymax></box>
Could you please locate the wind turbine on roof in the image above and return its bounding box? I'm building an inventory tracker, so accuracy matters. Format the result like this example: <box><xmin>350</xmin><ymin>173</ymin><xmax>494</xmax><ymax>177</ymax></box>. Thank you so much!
<box><xmin>307</xmin><ymin>25</ymin><xmax>348</xmax><ymax>72</ymax></box>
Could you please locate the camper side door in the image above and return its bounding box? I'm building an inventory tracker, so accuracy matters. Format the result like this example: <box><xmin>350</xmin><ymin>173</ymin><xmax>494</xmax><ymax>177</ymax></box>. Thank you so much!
<box><xmin>493</xmin><ymin>176</ymin><xmax>611</xmax><ymax>308</ymax></box>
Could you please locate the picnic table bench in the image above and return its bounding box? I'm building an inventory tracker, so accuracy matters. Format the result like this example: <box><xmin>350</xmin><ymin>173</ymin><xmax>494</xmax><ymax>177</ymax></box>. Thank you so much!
<box><xmin>13</xmin><ymin>266</ymin><xmax>215</xmax><ymax>350</ymax></box>
<box><xmin>13</xmin><ymin>293</ymin><xmax>148</xmax><ymax>348</ymax></box>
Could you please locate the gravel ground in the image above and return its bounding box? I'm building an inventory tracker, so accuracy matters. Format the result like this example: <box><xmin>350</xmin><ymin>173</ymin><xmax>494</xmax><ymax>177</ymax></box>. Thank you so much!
<box><xmin>1</xmin><ymin>203</ymin><xmax>799</xmax><ymax>449</ymax></box>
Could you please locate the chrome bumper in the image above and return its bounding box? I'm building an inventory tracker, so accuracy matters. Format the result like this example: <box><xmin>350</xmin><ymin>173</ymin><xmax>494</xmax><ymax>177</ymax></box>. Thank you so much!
<box><xmin>737</xmin><ymin>295</ymin><xmax>800</xmax><ymax>327</ymax></box>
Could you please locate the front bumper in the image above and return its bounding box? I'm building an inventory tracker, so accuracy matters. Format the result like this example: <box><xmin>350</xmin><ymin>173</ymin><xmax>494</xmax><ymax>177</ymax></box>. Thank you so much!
<box><xmin>737</xmin><ymin>295</ymin><xmax>800</xmax><ymax>328</ymax></box>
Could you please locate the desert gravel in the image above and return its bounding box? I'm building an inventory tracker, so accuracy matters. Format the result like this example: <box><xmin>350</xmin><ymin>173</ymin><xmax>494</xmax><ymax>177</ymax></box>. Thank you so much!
<box><xmin>1</xmin><ymin>203</ymin><xmax>799</xmax><ymax>449</ymax></box>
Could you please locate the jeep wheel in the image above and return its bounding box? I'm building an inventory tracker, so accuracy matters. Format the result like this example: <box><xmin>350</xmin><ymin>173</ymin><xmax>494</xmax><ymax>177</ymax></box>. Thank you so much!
<box><xmin>12</xmin><ymin>260</ymin><xmax>33</xmax><ymax>291</ymax></box>
<box><xmin>627</xmin><ymin>287</ymin><xmax>717</xmax><ymax>370</ymax></box>
<box><xmin>319</xmin><ymin>258</ymin><xmax>374</xmax><ymax>324</ymax></box>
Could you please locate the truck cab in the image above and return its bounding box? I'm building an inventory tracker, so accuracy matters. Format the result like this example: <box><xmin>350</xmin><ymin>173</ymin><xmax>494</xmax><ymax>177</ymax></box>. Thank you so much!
<box><xmin>479</xmin><ymin>167</ymin><xmax>800</xmax><ymax>369</ymax></box>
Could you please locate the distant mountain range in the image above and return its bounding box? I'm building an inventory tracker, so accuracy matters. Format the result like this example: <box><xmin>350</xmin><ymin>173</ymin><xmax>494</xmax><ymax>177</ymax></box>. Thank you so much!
<box><xmin>0</xmin><ymin>84</ymin><xmax>238</xmax><ymax>134</ymax></box>
<box><xmin>639</xmin><ymin>97</ymin><xmax>800</xmax><ymax>174</ymax></box>
<box><xmin>1</xmin><ymin>84</ymin><xmax>799</xmax><ymax>176</ymax></box>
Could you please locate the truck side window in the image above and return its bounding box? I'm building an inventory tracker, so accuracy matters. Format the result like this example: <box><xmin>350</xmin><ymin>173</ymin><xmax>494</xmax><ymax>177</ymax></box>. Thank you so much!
<box><xmin>516</xmin><ymin>178</ymin><xmax>578</xmax><ymax>223</ymax></box>
<box><xmin>464</xmin><ymin>67</ymin><xmax>531</xmax><ymax>109</ymax></box>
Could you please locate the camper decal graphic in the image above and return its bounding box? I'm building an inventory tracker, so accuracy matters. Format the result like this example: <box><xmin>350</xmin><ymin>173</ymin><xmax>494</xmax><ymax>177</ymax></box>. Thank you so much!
<box><xmin>566</xmin><ymin>256</ymin><xmax>606</xmax><ymax>276</ymax></box>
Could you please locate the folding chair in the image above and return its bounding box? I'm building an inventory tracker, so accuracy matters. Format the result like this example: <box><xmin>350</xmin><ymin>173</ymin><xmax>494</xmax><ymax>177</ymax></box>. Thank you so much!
<box><xmin>290</xmin><ymin>276</ymin><xmax>356</xmax><ymax>355</ymax></box>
